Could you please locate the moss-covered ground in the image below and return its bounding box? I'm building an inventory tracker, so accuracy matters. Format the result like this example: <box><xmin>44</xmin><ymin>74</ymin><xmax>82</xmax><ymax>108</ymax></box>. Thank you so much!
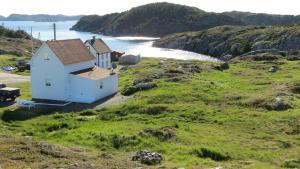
<box><xmin>1</xmin><ymin>57</ymin><xmax>300</xmax><ymax>169</ymax></box>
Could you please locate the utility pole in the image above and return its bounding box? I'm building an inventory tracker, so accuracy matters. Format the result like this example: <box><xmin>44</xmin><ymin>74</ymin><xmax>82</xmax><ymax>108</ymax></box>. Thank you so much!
<box><xmin>31</xmin><ymin>27</ymin><xmax>33</xmax><ymax>53</ymax></box>
<box><xmin>53</xmin><ymin>23</ymin><xmax>56</xmax><ymax>40</ymax></box>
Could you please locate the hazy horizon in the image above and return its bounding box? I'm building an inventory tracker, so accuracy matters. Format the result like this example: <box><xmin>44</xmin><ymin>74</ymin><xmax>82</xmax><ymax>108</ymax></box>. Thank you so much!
<box><xmin>1</xmin><ymin>0</ymin><xmax>300</xmax><ymax>17</ymax></box>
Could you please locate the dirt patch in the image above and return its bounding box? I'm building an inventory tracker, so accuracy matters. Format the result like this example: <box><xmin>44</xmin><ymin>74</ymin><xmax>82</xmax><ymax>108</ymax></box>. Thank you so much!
<box><xmin>0</xmin><ymin>72</ymin><xmax>30</xmax><ymax>84</ymax></box>
<box><xmin>0</xmin><ymin>135</ymin><xmax>140</xmax><ymax>169</ymax></box>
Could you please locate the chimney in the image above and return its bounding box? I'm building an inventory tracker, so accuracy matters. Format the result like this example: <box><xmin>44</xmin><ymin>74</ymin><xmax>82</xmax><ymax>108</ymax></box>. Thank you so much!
<box><xmin>91</xmin><ymin>36</ymin><xmax>96</xmax><ymax>44</ymax></box>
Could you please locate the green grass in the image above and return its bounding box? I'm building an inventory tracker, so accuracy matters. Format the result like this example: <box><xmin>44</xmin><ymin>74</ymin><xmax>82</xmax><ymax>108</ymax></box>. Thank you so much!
<box><xmin>1</xmin><ymin>58</ymin><xmax>300</xmax><ymax>168</ymax></box>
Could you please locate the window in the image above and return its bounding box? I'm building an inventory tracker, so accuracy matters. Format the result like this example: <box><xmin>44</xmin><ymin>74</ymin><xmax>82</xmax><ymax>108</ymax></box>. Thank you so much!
<box><xmin>99</xmin><ymin>82</ymin><xmax>103</xmax><ymax>89</ymax></box>
<box><xmin>102</xmin><ymin>62</ymin><xmax>104</xmax><ymax>68</ymax></box>
<box><xmin>45</xmin><ymin>79</ymin><xmax>51</xmax><ymax>87</ymax></box>
<box><xmin>44</xmin><ymin>53</ymin><xmax>50</xmax><ymax>60</ymax></box>
<box><xmin>106</xmin><ymin>60</ymin><xmax>109</xmax><ymax>67</ymax></box>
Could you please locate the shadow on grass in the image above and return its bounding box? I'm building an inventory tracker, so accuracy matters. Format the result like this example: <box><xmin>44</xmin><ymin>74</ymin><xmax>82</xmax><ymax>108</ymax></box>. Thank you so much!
<box><xmin>1</xmin><ymin>94</ymin><xmax>119</xmax><ymax>122</ymax></box>
<box><xmin>0</xmin><ymin>101</ymin><xmax>16</xmax><ymax>108</ymax></box>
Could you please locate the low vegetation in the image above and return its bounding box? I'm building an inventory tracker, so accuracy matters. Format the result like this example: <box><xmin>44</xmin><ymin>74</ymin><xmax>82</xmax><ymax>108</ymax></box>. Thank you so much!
<box><xmin>0</xmin><ymin>56</ymin><xmax>300</xmax><ymax>168</ymax></box>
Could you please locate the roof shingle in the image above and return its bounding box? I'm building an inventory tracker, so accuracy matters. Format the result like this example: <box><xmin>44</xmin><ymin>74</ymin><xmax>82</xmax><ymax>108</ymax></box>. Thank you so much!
<box><xmin>71</xmin><ymin>67</ymin><xmax>113</xmax><ymax>80</ymax></box>
<box><xmin>47</xmin><ymin>39</ymin><xmax>95</xmax><ymax>65</ymax></box>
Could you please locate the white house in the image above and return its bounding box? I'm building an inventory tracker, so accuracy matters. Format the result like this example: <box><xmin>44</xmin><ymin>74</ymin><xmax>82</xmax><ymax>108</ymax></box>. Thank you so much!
<box><xmin>85</xmin><ymin>37</ymin><xmax>112</xmax><ymax>68</ymax></box>
<box><xmin>30</xmin><ymin>39</ymin><xmax>118</xmax><ymax>104</ymax></box>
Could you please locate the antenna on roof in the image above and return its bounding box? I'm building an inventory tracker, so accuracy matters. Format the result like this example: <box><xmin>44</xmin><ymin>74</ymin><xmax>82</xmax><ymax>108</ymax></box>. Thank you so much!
<box><xmin>53</xmin><ymin>23</ymin><xmax>56</xmax><ymax>40</ymax></box>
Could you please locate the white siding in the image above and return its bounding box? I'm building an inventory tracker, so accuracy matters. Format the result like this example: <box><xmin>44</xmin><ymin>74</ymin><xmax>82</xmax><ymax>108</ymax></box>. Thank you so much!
<box><xmin>92</xmin><ymin>74</ymin><xmax>118</xmax><ymax>100</ymax></box>
<box><xmin>85</xmin><ymin>42</ymin><xmax>112</xmax><ymax>69</ymax></box>
<box><xmin>69</xmin><ymin>75</ymin><xmax>95</xmax><ymax>103</ymax></box>
<box><xmin>69</xmin><ymin>74</ymin><xmax>118</xmax><ymax>103</ymax></box>
<box><xmin>30</xmin><ymin>43</ymin><xmax>66</xmax><ymax>101</ymax></box>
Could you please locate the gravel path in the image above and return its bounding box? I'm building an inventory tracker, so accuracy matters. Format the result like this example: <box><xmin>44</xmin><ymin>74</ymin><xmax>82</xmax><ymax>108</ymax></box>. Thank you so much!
<box><xmin>0</xmin><ymin>72</ymin><xmax>30</xmax><ymax>84</ymax></box>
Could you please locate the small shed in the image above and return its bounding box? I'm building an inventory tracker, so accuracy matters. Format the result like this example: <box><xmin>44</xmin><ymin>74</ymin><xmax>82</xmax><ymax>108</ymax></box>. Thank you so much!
<box><xmin>119</xmin><ymin>54</ymin><xmax>141</xmax><ymax>65</ymax></box>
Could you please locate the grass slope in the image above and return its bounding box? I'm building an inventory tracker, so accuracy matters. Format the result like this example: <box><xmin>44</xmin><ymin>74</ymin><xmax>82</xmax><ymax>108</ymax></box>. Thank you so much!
<box><xmin>1</xmin><ymin>58</ymin><xmax>300</xmax><ymax>168</ymax></box>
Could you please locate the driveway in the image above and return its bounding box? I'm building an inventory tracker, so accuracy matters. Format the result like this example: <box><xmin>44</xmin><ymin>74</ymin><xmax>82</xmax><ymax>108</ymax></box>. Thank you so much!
<box><xmin>0</xmin><ymin>72</ymin><xmax>30</xmax><ymax>84</ymax></box>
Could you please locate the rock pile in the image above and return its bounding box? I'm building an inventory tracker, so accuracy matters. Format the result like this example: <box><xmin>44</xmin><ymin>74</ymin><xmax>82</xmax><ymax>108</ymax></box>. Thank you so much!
<box><xmin>132</xmin><ymin>150</ymin><xmax>163</xmax><ymax>165</ymax></box>
<box><xmin>122</xmin><ymin>80</ymin><xmax>157</xmax><ymax>96</ymax></box>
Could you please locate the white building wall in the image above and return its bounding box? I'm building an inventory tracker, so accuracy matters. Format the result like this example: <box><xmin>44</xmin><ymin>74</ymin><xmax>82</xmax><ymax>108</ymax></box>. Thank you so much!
<box><xmin>68</xmin><ymin>74</ymin><xmax>118</xmax><ymax>103</ymax></box>
<box><xmin>85</xmin><ymin>42</ymin><xmax>112</xmax><ymax>69</ymax></box>
<box><xmin>30</xmin><ymin>43</ymin><xmax>66</xmax><ymax>101</ymax></box>
<box><xmin>99</xmin><ymin>53</ymin><xmax>112</xmax><ymax>68</ymax></box>
<box><xmin>92</xmin><ymin>74</ymin><xmax>118</xmax><ymax>100</ymax></box>
<box><xmin>69</xmin><ymin>75</ymin><xmax>95</xmax><ymax>103</ymax></box>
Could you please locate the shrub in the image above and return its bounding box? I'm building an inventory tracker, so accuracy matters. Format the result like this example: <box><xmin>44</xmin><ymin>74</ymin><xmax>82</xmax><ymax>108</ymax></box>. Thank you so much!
<box><xmin>140</xmin><ymin>127</ymin><xmax>176</xmax><ymax>141</ymax></box>
<box><xmin>143</xmin><ymin>105</ymin><xmax>168</xmax><ymax>115</ymax></box>
<box><xmin>193</xmin><ymin>148</ymin><xmax>231</xmax><ymax>161</ymax></box>
<box><xmin>80</xmin><ymin>110</ymin><xmax>97</xmax><ymax>116</ymax></box>
<box><xmin>284</xmin><ymin>159</ymin><xmax>300</xmax><ymax>168</ymax></box>
<box><xmin>110</xmin><ymin>135</ymin><xmax>141</xmax><ymax>149</ymax></box>
<box><xmin>52</xmin><ymin>113</ymin><xmax>65</xmax><ymax>119</ymax></box>
<box><xmin>46</xmin><ymin>121</ymin><xmax>78</xmax><ymax>132</ymax></box>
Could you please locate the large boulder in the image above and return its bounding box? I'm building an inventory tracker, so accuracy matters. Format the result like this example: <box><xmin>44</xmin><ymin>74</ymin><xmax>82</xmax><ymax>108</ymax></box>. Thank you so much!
<box><xmin>265</xmin><ymin>97</ymin><xmax>292</xmax><ymax>111</ymax></box>
<box><xmin>119</xmin><ymin>54</ymin><xmax>141</xmax><ymax>65</ymax></box>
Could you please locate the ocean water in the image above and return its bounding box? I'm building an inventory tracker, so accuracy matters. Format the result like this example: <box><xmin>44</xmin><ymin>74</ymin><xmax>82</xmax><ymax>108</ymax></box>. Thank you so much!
<box><xmin>1</xmin><ymin>20</ymin><xmax>217</xmax><ymax>61</ymax></box>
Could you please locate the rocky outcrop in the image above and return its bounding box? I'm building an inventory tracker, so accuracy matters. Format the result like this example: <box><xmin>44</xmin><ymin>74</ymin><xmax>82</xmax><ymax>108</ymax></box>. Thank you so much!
<box><xmin>154</xmin><ymin>25</ymin><xmax>300</xmax><ymax>60</ymax></box>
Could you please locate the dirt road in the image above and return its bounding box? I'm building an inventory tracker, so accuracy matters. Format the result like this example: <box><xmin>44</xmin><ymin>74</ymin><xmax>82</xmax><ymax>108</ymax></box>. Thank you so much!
<box><xmin>0</xmin><ymin>72</ymin><xmax>30</xmax><ymax>84</ymax></box>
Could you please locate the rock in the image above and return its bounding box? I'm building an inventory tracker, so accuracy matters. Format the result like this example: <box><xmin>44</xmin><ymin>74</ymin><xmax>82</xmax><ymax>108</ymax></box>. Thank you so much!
<box><xmin>209</xmin><ymin>167</ymin><xmax>224</xmax><ymax>169</ymax></box>
<box><xmin>122</xmin><ymin>83</ymin><xmax>157</xmax><ymax>96</ymax></box>
<box><xmin>268</xmin><ymin>66</ymin><xmax>278</xmax><ymax>73</ymax></box>
<box><xmin>153</xmin><ymin>72</ymin><xmax>163</xmax><ymax>79</ymax></box>
<box><xmin>220</xmin><ymin>54</ymin><xmax>233</xmax><ymax>61</ymax></box>
<box><xmin>135</xmin><ymin>83</ymin><xmax>157</xmax><ymax>91</ymax></box>
<box><xmin>133</xmin><ymin>78</ymin><xmax>152</xmax><ymax>85</ymax></box>
<box><xmin>266</xmin><ymin>97</ymin><xmax>292</xmax><ymax>111</ymax></box>
<box><xmin>215</xmin><ymin>62</ymin><xmax>230</xmax><ymax>71</ymax></box>
<box><xmin>132</xmin><ymin>150</ymin><xmax>163</xmax><ymax>165</ymax></box>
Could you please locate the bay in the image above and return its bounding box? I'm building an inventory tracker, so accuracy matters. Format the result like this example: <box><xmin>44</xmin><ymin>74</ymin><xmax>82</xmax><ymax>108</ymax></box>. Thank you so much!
<box><xmin>1</xmin><ymin>20</ymin><xmax>217</xmax><ymax>61</ymax></box>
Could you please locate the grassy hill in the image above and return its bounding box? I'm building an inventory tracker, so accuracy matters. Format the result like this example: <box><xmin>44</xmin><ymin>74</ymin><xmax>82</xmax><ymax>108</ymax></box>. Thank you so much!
<box><xmin>0</xmin><ymin>26</ymin><xmax>41</xmax><ymax>56</ymax></box>
<box><xmin>71</xmin><ymin>2</ymin><xmax>242</xmax><ymax>36</ymax></box>
<box><xmin>224</xmin><ymin>11</ymin><xmax>300</xmax><ymax>26</ymax></box>
<box><xmin>72</xmin><ymin>3</ymin><xmax>300</xmax><ymax>37</ymax></box>
<box><xmin>154</xmin><ymin>25</ymin><xmax>300</xmax><ymax>60</ymax></box>
<box><xmin>1</xmin><ymin>56</ymin><xmax>300</xmax><ymax>168</ymax></box>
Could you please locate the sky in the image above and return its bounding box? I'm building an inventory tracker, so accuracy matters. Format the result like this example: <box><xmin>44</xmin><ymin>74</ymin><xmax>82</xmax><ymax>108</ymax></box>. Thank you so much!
<box><xmin>1</xmin><ymin>0</ymin><xmax>300</xmax><ymax>16</ymax></box>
